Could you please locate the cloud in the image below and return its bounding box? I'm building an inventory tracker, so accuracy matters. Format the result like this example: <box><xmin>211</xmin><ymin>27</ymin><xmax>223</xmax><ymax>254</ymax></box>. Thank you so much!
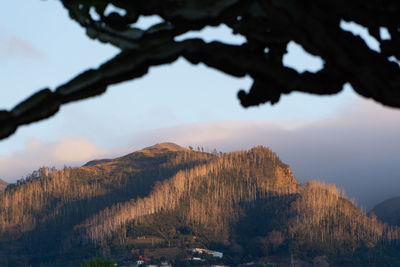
<box><xmin>118</xmin><ymin>98</ymin><xmax>400</xmax><ymax>209</ymax></box>
<box><xmin>0</xmin><ymin>34</ymin><xmax>45</xmax><ymax>62</ymax></box>
<box><xmin>0</xmin><ymin>137</ymin><xmax>108</xmax><ymax>182</ymax></box>
<box><xmin>1</xmin><ymin>98</ymin><xmax>398</xmax><ymax>209</ymax></box>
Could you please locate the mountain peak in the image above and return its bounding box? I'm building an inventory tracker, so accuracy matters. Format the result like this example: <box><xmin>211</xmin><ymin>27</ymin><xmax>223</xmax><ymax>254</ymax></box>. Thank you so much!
<box><xmin>141</xmin><ymin>142</ymin><xmax>185</xmax><ymax>152</ymax></box>
<box><xmin>83</xmin><ymin>143</ymin><xmax>185</xmax><ymax>168</ymax></box>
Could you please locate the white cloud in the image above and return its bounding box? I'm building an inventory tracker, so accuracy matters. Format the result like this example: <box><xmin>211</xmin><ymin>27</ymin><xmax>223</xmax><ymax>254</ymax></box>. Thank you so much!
<box><xmin>118</xmin><ymin>98</ymin><xmax>400</xmax><ymax>209</ymax></box>
<box><xmin>1</xmin><ymin>98</ymin><xmax>399</xmax><ymax>209</ymax></box>
<box><xmin>0</xmin><ymin>137</ymin><xmax>108</xmax><ymax>182</ymax></box>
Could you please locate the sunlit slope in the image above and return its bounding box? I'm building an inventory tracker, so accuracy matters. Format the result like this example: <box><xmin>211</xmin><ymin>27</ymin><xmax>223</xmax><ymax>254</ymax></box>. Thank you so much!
<box><xmin>0</xmin><ymin>143</ymin><xmax>399</xmax><ymax>266</ymax></box>
<box><xmin>80</xmin><ymin>146</ymin><xmax>299</xmax><ymax>244</ymax></box>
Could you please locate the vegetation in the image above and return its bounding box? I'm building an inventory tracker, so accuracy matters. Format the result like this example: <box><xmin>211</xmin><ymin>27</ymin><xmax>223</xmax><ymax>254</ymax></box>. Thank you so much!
<box><xmin>82</xmin><ymin>146</ymin><xmax>298</xmax><ymax>245</ymax></box>
<box><xmin>289</xmin><ymin>181</ymin><xmax>400</xmax><ymax>261</ymax></box>
<box><xmin>0</xmin><ymin>143</ymin><xmax>399</xmax><ymax>266</ymax></box>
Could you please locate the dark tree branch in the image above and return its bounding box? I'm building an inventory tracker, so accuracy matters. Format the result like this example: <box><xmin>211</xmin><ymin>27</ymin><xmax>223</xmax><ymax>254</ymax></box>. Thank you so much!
<box><xmin>1</xmin><ymin>0</ymin><xmax>399</xmax><ymax>140</ymax></box>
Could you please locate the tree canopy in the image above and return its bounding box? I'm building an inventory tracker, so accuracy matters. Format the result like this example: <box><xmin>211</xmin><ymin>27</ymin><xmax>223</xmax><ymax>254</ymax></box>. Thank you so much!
<box><xmin>1</xmin><ymin>0</ymin><xmax>399</xmax><ymax>140</ymax></box>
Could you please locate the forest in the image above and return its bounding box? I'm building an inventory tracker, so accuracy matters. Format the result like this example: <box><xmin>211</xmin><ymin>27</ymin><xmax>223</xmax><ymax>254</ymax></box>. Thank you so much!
<box><xmin>0</xmin><ymin>143</ymin><xmax>399</xmax><ymax>266</ymax></box>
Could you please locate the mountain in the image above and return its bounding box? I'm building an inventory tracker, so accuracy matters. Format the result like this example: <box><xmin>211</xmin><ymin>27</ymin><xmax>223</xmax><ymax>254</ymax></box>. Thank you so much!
<box><xmin>83</xmin><ymin>143</ymin><xmax>186</xmax><ymax>167</ymax></box>
<box><xmin>370</xmin><ymin>196</ymin><xmax>400</xmax><ymax>226</ymax></box>
<box><xmin>0</xmin><ymin>179</ymin><xmax>7</xmax><ymax>192</ymax></box>
<box><xmin>0</xmin><ymin>143</ymin><xmax>399</xmax><ymax>266</ymax></box>
<box><xmin>142</xmin><ymin>142</ymin><xmax>187</xmax><ymax>152</ymax></box>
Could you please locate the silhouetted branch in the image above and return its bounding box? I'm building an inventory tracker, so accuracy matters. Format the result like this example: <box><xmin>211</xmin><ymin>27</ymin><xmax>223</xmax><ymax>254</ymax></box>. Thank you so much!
<box><xmin>1</xmin><ymin>0</ymin><xmax>399</xmax><ymax>140</ymax></box>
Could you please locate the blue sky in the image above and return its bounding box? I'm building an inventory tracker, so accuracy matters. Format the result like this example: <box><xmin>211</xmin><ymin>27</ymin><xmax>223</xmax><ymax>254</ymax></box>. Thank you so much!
<box><xmin>1</xmin><ymin>0</ymin><xmax>355</xmax><ymax>151</ymax></box>
<box><xmin>1</xmin><ymin>1</ymin><xmax>399</xmax><ymax>208</ymax></box>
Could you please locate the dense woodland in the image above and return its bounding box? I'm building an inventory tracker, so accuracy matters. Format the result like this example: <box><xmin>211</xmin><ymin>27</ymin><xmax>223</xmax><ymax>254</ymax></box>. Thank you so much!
<box><xmin>0</xmin><ymin>143</ymin><xmax>399</xmax><ymax>266</ymax></box>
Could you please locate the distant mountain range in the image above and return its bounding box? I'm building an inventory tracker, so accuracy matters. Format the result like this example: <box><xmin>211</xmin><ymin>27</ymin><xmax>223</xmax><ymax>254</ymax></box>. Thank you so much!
<box><xmin>370</xmin><ymin>196</ymin><xmax>400</xmax><ymax>226</ymax></box>
<box><xmin>0</xmin><ymin>143</ymin><xmax>399</xmax><ymax>266</ymax></box>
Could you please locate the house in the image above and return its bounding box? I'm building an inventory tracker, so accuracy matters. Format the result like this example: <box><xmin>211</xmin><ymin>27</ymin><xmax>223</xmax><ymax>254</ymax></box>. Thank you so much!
<box><xmin>192</xmin><ymin>257</ymin><xmax>205</xmax><ymax>261</ymax></box>
<box><xmin>138</xmin><ymin>256</ymin><xmax>151</xmax><ymax>262</ymax></box>
<box><xmin>210</xmin><ymin>251</ymin><xmax>223</xmax><ymax>258</ymax></box>
<box><xmin>133</xmin><ymin>260</ymin><xmax>144</xmax><ymax>267</ymax></box>
<box><xmin>191</xmin><ymin>248</ymin><xmax>223</xmax><ymax>259</ymax></box>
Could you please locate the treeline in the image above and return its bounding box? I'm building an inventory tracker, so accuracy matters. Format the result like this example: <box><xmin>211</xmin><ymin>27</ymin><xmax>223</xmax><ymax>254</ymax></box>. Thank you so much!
<box><xmin>81</xmin><ymin>148</ymin><xmax>400</xmax><ymax>264</ymax></box>
<box><xmin>0</xmin><ymin>166</ymin><xmax>103</xmax><ymax>234</ymax></box>
<box><xmin>0</xmin><ymin>147</ymin><xmax>215</xmax><ymax>266</ymax></box>
<box><xmin>82</xmin><ymin>146</ymin><xmax>299</xmax><ymax>244</ymax></box>
<box><xmin>0</xmin><ymin>148</ymin><xmax>215</xmax><ymax>234</ymax></box>
<box><xmin>289</xmin><ymin>180</ymin><xmax>400</xmax><ymax>257</ymax></box>
<box><xmin>0</xmin><ymin>145</ymin><xmax>400</xmax><ymax>266</ymax></box>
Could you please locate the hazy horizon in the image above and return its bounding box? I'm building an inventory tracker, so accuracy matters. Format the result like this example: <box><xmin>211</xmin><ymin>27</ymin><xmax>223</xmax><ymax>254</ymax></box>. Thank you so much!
<box><xmin>1</xmin><ymin>96</ymin><xmax>399</xmax><ymax>210</ymax></box>
<box><xmin>2</xmin><ymin>1</ymin><xmax>399</xmax><ymax>211</ymax></box>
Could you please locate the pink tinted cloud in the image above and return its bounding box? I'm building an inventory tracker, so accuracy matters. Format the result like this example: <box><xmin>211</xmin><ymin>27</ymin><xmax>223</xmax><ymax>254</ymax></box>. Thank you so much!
<box><xmin>0</xmin><ymin>137</ymin><xmax>108</xmax><ymax>182</ymax></box>
<box><xmin>0</xmin><ymin>97</ymin><xmax>398</xmax><ymax>209</ymax></box>
<box><xmin>0</xmin><ymin>34</ymin><xmax>45</xmax><ymax>62</ymax></box>
<box><xmin>118</xmin><ymin>98</ymin><xmax>400</xmax><ymax>208</ymax></box>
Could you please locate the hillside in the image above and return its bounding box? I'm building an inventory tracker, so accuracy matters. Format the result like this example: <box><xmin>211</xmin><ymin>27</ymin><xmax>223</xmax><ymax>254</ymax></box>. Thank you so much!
<box><xmin>0</xmin><ymin>143</ymin><xmax>399</xmax><ymax>266</ymax></box>
<box><xmin>370</xmin><ymin>196</ymin><xmax>400</xmax><ymax>226</ymax></box>
<box><xmin>0</xmin><ymin>179</ymin><xmax>7</xmax><ymax>192</ymax></box>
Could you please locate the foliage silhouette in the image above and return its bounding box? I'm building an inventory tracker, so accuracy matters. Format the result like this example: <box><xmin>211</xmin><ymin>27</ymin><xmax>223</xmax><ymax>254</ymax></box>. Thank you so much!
<box><xmin>0</xmin><ymin>0</ymin><xmax>399</xmax><ymax>140</ymax></box>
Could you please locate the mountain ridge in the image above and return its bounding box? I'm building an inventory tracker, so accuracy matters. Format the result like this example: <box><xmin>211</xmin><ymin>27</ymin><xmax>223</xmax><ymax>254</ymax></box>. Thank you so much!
<box><xmin>83</xmin><ymin>142</ymin><xmax>185</xmax><ymax>166</ymax></box>
<box><xmin>0</xmin><ymin>144</ymin><xmax>399</xmax><ymax>266</ymax></box>
<box><xmin>370</xmin><ymin>196</ymin><xmax>400</xmax><ymax>226</ymax></box>
<box><xmin>141</xmin><ymin>142</ymin><xmax>186</xmax><ymax>152</ymax></box>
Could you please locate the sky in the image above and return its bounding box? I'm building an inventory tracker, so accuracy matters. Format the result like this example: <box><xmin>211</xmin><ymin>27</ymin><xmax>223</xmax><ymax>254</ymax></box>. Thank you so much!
<box><xmin>1</xmin><ymin>1</ymin><xmax>399</xmax><ymax>209</ymax></box>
